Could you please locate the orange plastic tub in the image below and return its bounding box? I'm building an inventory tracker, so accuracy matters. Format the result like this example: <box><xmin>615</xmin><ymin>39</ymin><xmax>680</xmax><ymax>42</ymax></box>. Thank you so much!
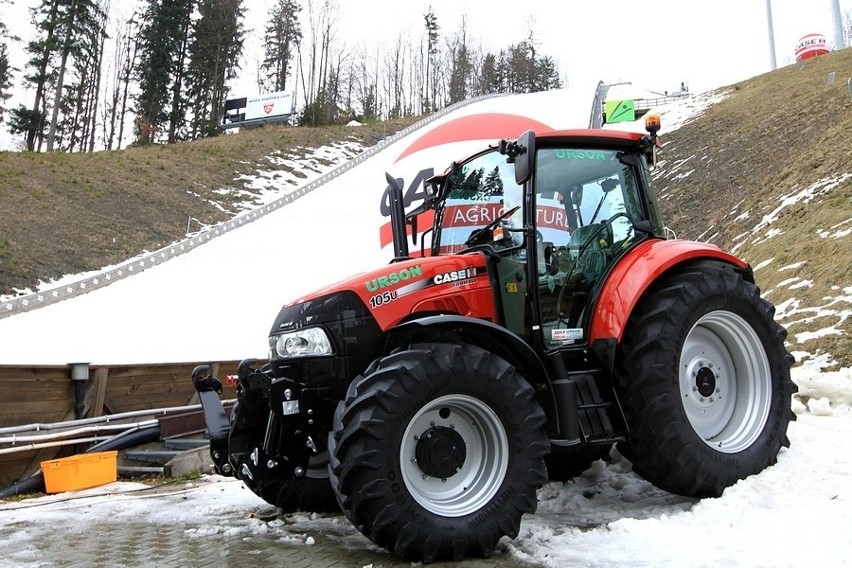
<box><xmin>40</xmin><ymin>451</ymin><xmax>118</xmax><ymax>493</ymax></box>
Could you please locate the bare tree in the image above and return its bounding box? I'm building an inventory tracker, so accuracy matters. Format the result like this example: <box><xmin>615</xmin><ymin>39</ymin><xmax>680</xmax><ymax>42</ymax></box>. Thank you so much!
<box><xmin>103</xmin><ymin>7</ymin><xmax>136</xmax><ymax>150</ymax></box>
<box><xmin>382</xmin><ymin>33</ymin><xmax>406</xmax><ymax>119</ymax></box>
<box><xmin>298</xmin><ymin>0</ymin><xmax>341</xmax><ymax>125</ymax></box>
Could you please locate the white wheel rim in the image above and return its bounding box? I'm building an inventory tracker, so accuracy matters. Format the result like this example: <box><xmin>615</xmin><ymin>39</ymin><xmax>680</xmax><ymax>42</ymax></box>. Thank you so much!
<box><xmin>400</xmin><ymin>394</ymin><xmax>508</xmax><ymax>517</ymax></box>
<box><xmin>679</xmin><ymin>310</ymin><xmax>772</xmax><ymax>453</ymax></box>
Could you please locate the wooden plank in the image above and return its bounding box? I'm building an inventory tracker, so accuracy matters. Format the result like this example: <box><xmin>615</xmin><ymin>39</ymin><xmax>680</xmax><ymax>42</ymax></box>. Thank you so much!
<box><xmin>0</xmin><ymin>366</ymin><xmax>75</xmax><ymax>426</ymax></box>
<box><xmin>0</xmin><ymin>401</ymin><xmax>73</xmax><ymax>427</ymax></box>
<box><xmin>1</xmin><ymin>361</ymin><xmax>245</xmax><ymax>432</ymax></box>
<box><xmin>106</xmin><ymin>364</ymin><xmax>197</xmax><ymax>380</ymax></box>
<box><xmin>90</xmin><ymin>367</ymin><xmax>109</xmax><ymax>418</ymax></box>
<box><xmin>0</xmin><ymin>409</ymin><xmax>77</xmax><ymax>483</ymax></box>
<box><xmin>0</xmin><ymin>401</ymin><xmax>72</xmax><ymax>413</ymax></box>
<box><xmin>0</xmin><ymin>366</ymin><xmax>69</xmax><ymax>379</ymax></box>
<box><xmin>1</xmin><ymin>376</ymin><xmax>71</xmax><ymax>386</ymax></box>
<box><xmin>0</xmin><ymin>449</ymin><xmax>59</xmax><ymax>486</ymax></box>
<box><xmin>4</xmin><ymin>448</ymin><xmax>68</xmax><ymax>483</ymax></box>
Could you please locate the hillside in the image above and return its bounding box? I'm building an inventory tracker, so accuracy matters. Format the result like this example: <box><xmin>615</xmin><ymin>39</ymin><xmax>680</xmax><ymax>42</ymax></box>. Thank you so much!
<box><xmin>0</xmin><ymin>117</ymin><xmax>420</xmax><ymax>296</ymax></box>
<box><xmin>0</xmin><ymin>48</ymin><xmax>850</xmax><ymax>366</ymax></box>
<box><xmin>654</xmin><ymin>48</ymin><xmax>852</xmax><ymax>366</ymax></box>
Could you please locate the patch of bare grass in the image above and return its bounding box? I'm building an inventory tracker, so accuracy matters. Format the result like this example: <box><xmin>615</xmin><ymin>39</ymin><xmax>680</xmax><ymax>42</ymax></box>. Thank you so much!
<box><xmin>0</xmin><ymin>116</ymin><xmax>420</xmax><ymax>295</ymax></box>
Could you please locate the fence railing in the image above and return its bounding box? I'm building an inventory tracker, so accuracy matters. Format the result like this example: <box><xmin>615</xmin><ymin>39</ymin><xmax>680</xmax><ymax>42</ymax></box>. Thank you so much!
<box><xmin>1</xmin><ymin>93</ymin><xmax>508</xmax><ymax>320</ymax></box>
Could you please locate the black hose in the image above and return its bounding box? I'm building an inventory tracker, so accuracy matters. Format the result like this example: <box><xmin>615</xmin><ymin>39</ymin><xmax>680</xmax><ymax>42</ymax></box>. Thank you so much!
<box><xmin>0</xmin><ymin>424</ymin><xmax>161</xmax><ymax>499</ymax></box>
<box><xmin>87</xmin><ymin>424</ymin><xmax>160</xmax><ymax>453</ymax></box>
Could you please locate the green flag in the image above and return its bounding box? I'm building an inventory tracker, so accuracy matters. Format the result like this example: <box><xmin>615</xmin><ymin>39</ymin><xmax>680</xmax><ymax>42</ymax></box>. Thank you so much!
<box><xmin>605</xmin><ymin>99</ymin><xmax>636</xmax><ymax>124</ymax></box>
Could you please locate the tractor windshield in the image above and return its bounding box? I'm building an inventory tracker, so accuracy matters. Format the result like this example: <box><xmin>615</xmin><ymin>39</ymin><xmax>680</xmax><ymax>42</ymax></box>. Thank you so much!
<box><xmin>434</xmin><ymin>150</ymin><xmax>524</xmax><ymax>255</ymax></box>
<box><xmin>533</xmin><ymin>147</ymin><xmax>644</xmax><ymax>252</ymax></box>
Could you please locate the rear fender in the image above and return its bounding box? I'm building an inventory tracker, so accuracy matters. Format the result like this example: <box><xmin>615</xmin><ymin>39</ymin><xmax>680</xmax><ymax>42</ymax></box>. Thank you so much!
<box><xmin>590</xmin><ymin>239</ymin><xmax>750</xmax><ymax>344</ymax></box>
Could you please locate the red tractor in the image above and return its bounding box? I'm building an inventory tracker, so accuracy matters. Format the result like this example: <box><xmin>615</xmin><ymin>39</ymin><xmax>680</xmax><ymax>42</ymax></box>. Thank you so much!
<box><xmin>192</xmin><ymin>116</ymin><xmax>795</xmax><ymax>562</ymax></box>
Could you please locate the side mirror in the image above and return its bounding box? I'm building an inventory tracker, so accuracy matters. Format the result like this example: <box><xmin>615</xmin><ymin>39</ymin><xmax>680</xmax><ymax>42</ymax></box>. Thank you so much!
<box><xmin>570</xmin><ymin>186</ymin><xmax>583</xmax><ymax>207</ymax></box>
<box><xmin>600</xmin><ymin>178</ymin><xmax>619</xmax><ymax>193</ymax></box>
<box><xmin>513</xmin><ymin>130</ymin><xmax>536</xmax><ymax>185</ymax></box>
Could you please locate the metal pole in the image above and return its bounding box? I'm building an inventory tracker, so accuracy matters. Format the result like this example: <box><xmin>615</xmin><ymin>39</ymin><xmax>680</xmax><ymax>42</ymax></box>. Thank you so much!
<box><xmin>766</xmin><ymin>0</ymin><xmax>777</xmax><ymax>70</ymax></box>
<box><xmin>831</xmin><ymin>0</ymin><xmax>846</xmax><ymax>50</ymax></box>
<box><xmin>70</xmin><ymin>362</ymin><xmax>90</xmax><ymax>420</ymax></box>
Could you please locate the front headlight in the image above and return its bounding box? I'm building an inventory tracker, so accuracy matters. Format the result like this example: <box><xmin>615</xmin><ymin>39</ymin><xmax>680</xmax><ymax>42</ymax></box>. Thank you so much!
<box><xmin>269</xmin><ymin>327</ymin><xmax>333</xmax><ymax>359</ymax></box>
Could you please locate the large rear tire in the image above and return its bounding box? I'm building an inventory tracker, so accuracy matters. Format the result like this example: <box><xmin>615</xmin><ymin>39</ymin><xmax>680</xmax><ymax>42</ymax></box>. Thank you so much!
<box><xmin>328</xmin><ymin>342</ymin><xmax>549</xmax><ymax>562</ymax></box>
<box><xmin>615</xmin><ymin>266</ymin><xmax>796</xmax><ymax>498</ymax></box>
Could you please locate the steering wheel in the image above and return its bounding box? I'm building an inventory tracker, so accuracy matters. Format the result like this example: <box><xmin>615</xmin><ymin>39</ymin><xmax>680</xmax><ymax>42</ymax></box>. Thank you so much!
<box><xmin>464</xmin><ymin>205</ymin><xmax>521</xmax><ymax>246</ymax></box>
<box><xmin>553</xmin><ymin>212</ymin><xmax>631</xmax><ymax>325</ymax></box>
<box><xmin>576</xmin><ymin>212</ymin><xmax>630</xmax><ymax>251</ymax></box>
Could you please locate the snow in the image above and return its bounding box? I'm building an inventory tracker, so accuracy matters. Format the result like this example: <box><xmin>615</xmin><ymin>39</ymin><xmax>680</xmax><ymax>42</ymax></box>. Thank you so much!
<box><xmin>0</xmin><ymin>85</ymin><xmax>601</xmax><ymax>365</ymax></box>
<box><xmin>0</xmin><ymin>84</ymin><xmax>850</xmax><ymax>567</ymax></box>
<box><xmin>1</xmin><ymin>363</ymin><xmax>850</xmax><ymax>567</ymax></box>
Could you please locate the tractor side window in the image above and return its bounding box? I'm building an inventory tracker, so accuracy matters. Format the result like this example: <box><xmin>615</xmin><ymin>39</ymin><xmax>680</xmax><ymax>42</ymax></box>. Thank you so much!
<box><xmin>436</xmin><ymin>151</ymin><xmax>523</xmax><ymax>255</ymax></box>
<box><xmin>534</xmin><ymin>147</ymin><xmax>646</xmax><ymax>348</ymax></box>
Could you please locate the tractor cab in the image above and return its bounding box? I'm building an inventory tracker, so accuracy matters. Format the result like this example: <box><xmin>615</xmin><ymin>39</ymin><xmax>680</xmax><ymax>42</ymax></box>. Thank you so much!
<box><xmin>416</xmin><ymin>120</ymin><xmax>665</xmax><ymax>351</ymax></box>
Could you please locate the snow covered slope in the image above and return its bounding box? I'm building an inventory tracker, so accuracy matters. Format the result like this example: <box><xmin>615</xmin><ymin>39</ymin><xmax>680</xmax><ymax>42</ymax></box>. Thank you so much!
<box><xmin>0</xmin><ymin>83</ymin><xmax>603</xmax><ymax>364</ymax></box>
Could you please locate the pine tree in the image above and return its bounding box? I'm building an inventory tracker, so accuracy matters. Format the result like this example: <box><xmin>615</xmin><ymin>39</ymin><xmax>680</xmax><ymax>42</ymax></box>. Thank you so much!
<box><xmin>534</xmin><ymin>55</ymin><xmax>561</xmax><ymax>91</ymax></box>
<box><xmin>184</xmin><ymin>0</ymin><xmax>246</xmax><ymax>138</ymax></box>
<box><xmin>10</xmin><ymin>0</ymin><xmax>62</xmax><ymax>151</ymax></box>
<box><xmin>44</xmin><ymin>0</ymin><xmax>107</xmax><ymax>151</ymax></box>
<box><xmin>134</xmin><ymin>0</ymin><xmax>194</xmax><ymax>144</ymax></box>
<box><xmin>483</xmin><ymin>166</ymin><xmax>504</xmax><ymax>197</ymax></box>
<box><xmin>423</xmin><ymin>8</ymin><xmax>439</xmax><ymax>112</ymax></box>
<box><xmin>165</xmin><ymin>0</ymin><xmax>194</xmax><ymax>142</ymax></box>
<box><xmin>7</xmin><ymin>0</ymin><xmax>106</xmax><ymax>151</ymax></box>
<box><xmin>60</xmin><ymin>3</ymin><xmax>107</xmax><ymax>154</ymax></box>
<box><xmin>447</xmin><ymin>20</ymin><xmax>472</xmax><ymax>105</ymax></box>
<box><xmin>479</xmin><ymin>52</ymin><xmax>500</xmax><ymax>95</ymax></box>
<box><xmin>261</xmin><ymin>0</ymin><xmax>302</xmax><ymax>93</ymax></box>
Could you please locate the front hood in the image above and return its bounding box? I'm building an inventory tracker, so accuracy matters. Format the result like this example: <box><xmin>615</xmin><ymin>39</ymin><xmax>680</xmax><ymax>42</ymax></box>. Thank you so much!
<box><xmin>282</xmin><ymin>253</ymin><xmax>494</xmax><ymax>331</ymax></box>
<box><xmin>286</xmin><ymin>254</ymin><xmax>487</xmax><ymax>304</ymax></box>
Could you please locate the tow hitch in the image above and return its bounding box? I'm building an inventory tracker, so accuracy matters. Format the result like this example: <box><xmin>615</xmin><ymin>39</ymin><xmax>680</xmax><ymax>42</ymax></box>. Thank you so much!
<box><xmin>191</xmin><ymin>364</ymin><xmax>233</xmax><ymax>475</ymax></box>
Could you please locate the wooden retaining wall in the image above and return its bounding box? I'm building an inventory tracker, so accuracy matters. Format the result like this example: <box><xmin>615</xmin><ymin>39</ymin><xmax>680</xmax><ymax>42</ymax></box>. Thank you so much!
<box><xmin>0</xmin><ymin>362</ymin><xmax>241</xmax><ymax>486</ymax></box>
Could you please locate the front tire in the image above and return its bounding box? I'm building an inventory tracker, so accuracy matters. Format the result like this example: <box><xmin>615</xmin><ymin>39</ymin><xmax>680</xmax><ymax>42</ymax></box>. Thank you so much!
<box><xmin>615</xmin><ymin>266</ymin><xmax>796</xmax><ymax>497</ymax></box>
<box><xmin>247</xmin><ymin>452</ymin><xmax>339</xmax><ymax>513</ymax></box>
<box><xmin>328</xmin><ymin>342</ymin><xmax>549</xmax><ymax>562</ymax></box>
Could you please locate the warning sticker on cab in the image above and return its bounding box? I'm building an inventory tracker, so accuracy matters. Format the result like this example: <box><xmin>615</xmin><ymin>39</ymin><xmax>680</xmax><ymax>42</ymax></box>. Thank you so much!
<box><xmin>551</xmin><ymin>328</ymin><xmax>584</xmax><ymax>342</ymax></box>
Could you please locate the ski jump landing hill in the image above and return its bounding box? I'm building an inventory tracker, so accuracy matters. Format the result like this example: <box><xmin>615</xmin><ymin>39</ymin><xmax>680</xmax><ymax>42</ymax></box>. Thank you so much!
<box><xmin>0</xmin><ymin>82</ymin><xmax>613</xmax><ymax>366</ymax></box>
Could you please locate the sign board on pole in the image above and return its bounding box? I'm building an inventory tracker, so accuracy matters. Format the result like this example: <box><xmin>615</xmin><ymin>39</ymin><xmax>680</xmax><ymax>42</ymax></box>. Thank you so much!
<box><xmin>604</xmin><ymin>99</ymin><xmax>636</xmax><ymax>124</ymax></box>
